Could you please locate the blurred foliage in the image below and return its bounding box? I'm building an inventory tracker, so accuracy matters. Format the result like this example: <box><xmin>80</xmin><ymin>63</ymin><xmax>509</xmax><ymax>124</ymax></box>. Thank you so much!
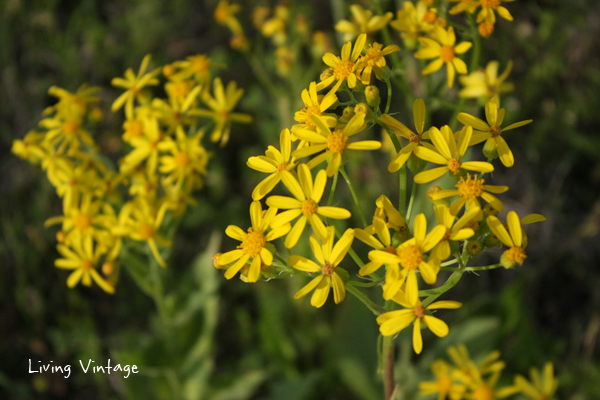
<box><xmin>1</xmin><ymin>0</ymin><xmax>599</xmax><ymax>399</ymax></box>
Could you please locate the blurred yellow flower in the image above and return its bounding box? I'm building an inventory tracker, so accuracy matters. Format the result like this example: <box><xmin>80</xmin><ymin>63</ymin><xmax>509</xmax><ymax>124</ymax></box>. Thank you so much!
<box><xmin>293</xmin><ymin>81</ymin><xmax>338</xmax><ymax>134</ymax></box>
<box><xmin>335</xmin><ymin>5</ymin><xmax>393</xmax><ymax>42</ymax></box>
<box><xmin>355</xmin><ymin>42</ymin><xmax>401</xmax><ymax>84</ymax></box>
<box><xmin>111</xmin><ymin>54</ymin><xmax>160</xmax><ymax>119</ymax></box>
<box><xmin>459</xmin><ymin>61</ymin><xmax>514</xmax><ymax>102</ymax></box>
<box><xmin>419</xmin><ymin>360</ymin><xmax>466</xmax><ymax>400</ymax></box>
<box><xmin>513</xmin><ymin>363</ymin><xmax>558</xmax><ymax>400</ymax></box>
<box><xmin>390</xmin><ymin>1</ymin><xmax>435</xmax><ymax>44</ymax></box>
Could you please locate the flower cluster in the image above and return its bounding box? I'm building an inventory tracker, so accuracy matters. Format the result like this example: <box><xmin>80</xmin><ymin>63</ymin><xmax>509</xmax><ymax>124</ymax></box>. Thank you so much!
<box><xmin>420</xmin><ymin>344</ymin><xmax>558</xmax><ymax>400</ymax></box>
<box><xmin>13</xmin><ymin>54</ymin><xmax>250</xmax><ymax>293</ymax></box>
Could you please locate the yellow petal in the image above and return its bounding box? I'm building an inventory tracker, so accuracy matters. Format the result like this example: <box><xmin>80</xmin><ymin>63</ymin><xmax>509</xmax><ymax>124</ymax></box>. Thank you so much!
<box><xmin>406</xmin><ymin>270</ymin><xmax>419</xmax><ymax>306</ymax></box>
<box><xmin>224</xmin><ymin>254</ymin><xmax>250</xmax><ymax>279</ymax></box>
<box><xmin>285</xmin><ymin>216</ymin><xmax>308</xmax><ymax>248</ymax></box>
<box><xmin>423</xmin><ymin>315</ymin><xmax>449</xmax><ymax>337</ymax></box>
<box><xmin>413</xmin><ymin>318</ymin><xmax>423</xmax><ymax>354</ymax></box>
<box><xmin>316</xmin><ymin>206</ymin><xmax>351</xmax><ymax>219</ymax></box>
<box><xmin>379</xmin><ymin>312</ymin><xmax>415</xmax><ymax>336</ymax></box>
<box><xmin>507</xmin><ymin>211</ymin><xmax>522</xmax><ymax>247</ymax></box>
<box><xmin>414</xmin><ymin>167</ymin><xmax>449</xmax><ymax>184</ymax></box>
<box><xmin>311</xmin><ymin>276</ymin><xmax>331</xmax><ymax>308</ymax></box>
<box><xmin>290</xmin><ymin>255</ymin><xmax>321</xmax><ymax>272</ymax></box>
<box><xmin>496</xmin><ymin>135</ymin><xmax>514</xmax><ymax>167</ymax></box>
<box><xmin>219</xmin><ymin>249</ymin><xmax>244</xmax><ymax>265</ymax></box>
<box><xmin>297</xmin><ymin>164</ymin><xmax>313</xmax><ymax>200</ymax></box>
<box><xmin>247</xmin><ymin>256</ymin><xmax>262</xmax><ymax>283</ymax></box>
<box><xmin>485</xmin><ymin>98</ymin><xmax>499</xmax><ymax>127</ymax></box>
<box><xmin>457</xmin><ymin>113</ymin><xmax>490</xmax><ymax>131</ymax></box>
<box><xmin>294</xmin><ymin>274</ymin><xmax>324</xmax><ymax>299</ymax></box>
<box><xmin>426</xmin><ymin>300</ymin><xmax>462</xmax><ymax>310</ymax></box>
<box><xmin>487</xmin><ymin>215</ymin><xmax>514</xmax><ymax>247</ymax></box>
<box><xmin>413</xmin><ymin>145</ymin><xmax>447</xmax><ymax>164</ymax></box>
<box><xmin>413</xmin><ymin>99</ymin><xmax>426</xmax><ymax>135</ymax></box>
<box><xmin>280</xmin><ymin>172</ymin><xmax>306</xmax><ymax>201</ymax></box>
<box><xmin>225</xmin><ymin>225</ymin><xmax>246</xmax><ymax>241</ymax></box>
<box><xmin>413</xmin><ymin>213</ymin><xmax>427</xmax><ymax>242</ymax></box>
<box><xmin>309</xmin><ymin>214</ymin><xmax>328</xmax><ymax>240</ymax></box>
<box><xmin>332</xmin><ymin>272</ymin><xmax>346</xmax><ymax>304</ymax></box>
<box><xmin>266</xmin><ymin>195</ymin><xmax>302</xmax><ymax>210</ymax></box>
<box><xmin>331</xmin><ymin>229</ymin><xmax>354</xmax><ymax>266</ymax></box>
<box><xmin>312</xmin><ymin>168</ymin><xmax>327</xmax><ymax>202</ymax></box>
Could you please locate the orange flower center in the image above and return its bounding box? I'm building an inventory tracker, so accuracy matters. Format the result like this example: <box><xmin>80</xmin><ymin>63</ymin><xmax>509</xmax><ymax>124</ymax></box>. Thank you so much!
<box><xmin>124</xmin><ymin>120</ymin><xmax>143</xmax><ymax>137</ymax></box>
<box><xmin>364</xmin><ymin>44</ymin><xmax>384</xmax><ymax>66</ymax></box>
<box><xmin>409</xmin><ymin>134</ymin><xmax>422</xmax><ymax>143</ymax></box>
<box><xmin>334</xmin><ymin>60</ymin><xmax>354</xmax><ymax>80</ymax></box>
<box><xmin>473</xmin><ymin>384</ymin><xmax>494</xmax><ymax>400</ymax></box>
<box><xmin>479</xmin><ymin>22</ymin><xmax>494</xmax><ymax>36</ymax></box>
<box><xmin>174</xmin><ymin>151</ymin><xmax>190</xmax><ymax>168</ymax></box>
<box><xmin>240</xmin><ymin>229</ymin><xmax>266</xmax><ymax>256</ymax></box>
<box><xmin>505</xmin><ymin>246</ymin><xmax>527</xmax><ymax>265</ymax></box>
<box><xmin>385</xmin><ymin>246</ymin><xmax>397</xmax><ymax>254</ymax></box>
<box><xmin>424</xmin><ymin>11</ymin><xmax>437</xmax><ymax>24</ymax></box>
<box><xmin>327</xmin><ymin>131</ymin><xmax>348</xmax><ymax>153</ymax></box>
<box><xmin>302</xmin><ymin>199</ymin><xmax>318</xmax><ymax>216</ymax></box>
<box><xmin>139</xmin><ymin>224</ymin><xmax>154</xmax><ymax>240</ymax></box>
<box><xmin>81</xmin><ymin>260</ymin><xmax>93</xmax><ymax>271</ymax></box>
<box><xmin>63</xmin><ymin>120</ymin><xmax>79</xmax><ymax>134</ymax></box>
<box><xmin>303</xmin><ymin>105</ymin><xmax>322</xmax><ymax>128</ymax></box>
<box><xmin>489</xmin><ymin>125</ymin><xmax>502</xmax><ymax>137</ymax></box>
<box><xmin>457</xmin><ymin>174</ymin><xmax>484</xmax><ymax>199</ymax></box>
<box><xmin>440</xmin><ymin>45</ymin><xmax>455</xmax><ymax>62</ymax></box>
<box><xmin>102</xmin><ymin>262</ymin><xmax>115</xmax><ymax>275</ymax></box>
<box><xmin>480</xmin><ymin>0</ymin><xmax>501</xmax><ymax>9</ymax></box>
<box><xmin>447</xmin><ymin>157</ymin><xmax>462</xmax><ymax>173</ymax></box>
<box><xmin>277</xmin><ymin>162</ymin><xmax>288</xmax><ymax>172</ymax></box>
<box><xmin>321</xmin><ymin>262</ymin><xmax>335</xmax><ymax>276</ymax></box>
<box><xmin>191</xmin><ymin>55</ymin><xmax>210</xmax><ymax>72</ymax></box>
<box><xmin>398</xmin><ymin>244</ymin><xmax>423</xmax><ymax>270</ymax></box>
<box><xmin>74</xmin><ymin>214</ymin><xmax>91</xmax><ymax>231</ymax></box>
<box><xmin>414</xmin><ymin>305</ymin><xmax>426</xmax><ymax>318</ymax></box>
<box><xmin>437</xmin><ymin>375</ymin><xmax>453</xmax><ymax>392</ymax></box>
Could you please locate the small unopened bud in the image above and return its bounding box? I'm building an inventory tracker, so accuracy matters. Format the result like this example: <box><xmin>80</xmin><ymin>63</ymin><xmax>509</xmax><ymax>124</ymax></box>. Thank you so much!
<box><xmin>212</xmin><ymin>253</ymin><xmax>223</xmax><ymax>269</ymax></box>
<box><xmin>56</xmin><ymin>231</ymin><xmax>66</xmax><ymax>243</ymax></box>
<box><xmin>163</xmin><ymin>64</ymin><xmax>175</xmax><ymax>77</ymax></box>
<box><xmin>424</xmin><ymin>10</ymin><xmax>437</xmax><ymax>24</ymax></box>
<box><xmin>365</xmin><ymin>85</ymin><xmax>381</xmax><ymax>107</ymax></box>
<box><xmin>354</xmin><ymin>103</ymin><xmax>370</xmax><ymax>115</ymax></box>
<box><xmin>102</xmin><ymin>262</ymin><xmax>115</xmax><ymax>276</ymax></box>
<box><xmin>483</xmin><ymin>232</ymin><xmax>500</xmax><ymax>248</ymax></box>
<box><xmin>320</xmin><ymin>68</ymin><xmax>333</xmax><ymax>82</ymax></box>
<box><xmin>341</xmin><ymin>106</ymin><xmax>355</xmax><ymax>121</ymax></box>
<box><xmin>466</xmin><ymin>240</ymin><xmax>484</xmax><ymax>257</ymax></box>
<box><xmin>479</xmin><ymin>22</ymin><xmax>494</xmax><ymax>37</ymax></box>
<box><xmin>482</xmin><ymin>139</ymin><xmax>499</xmax><ymax>160</ymax></box>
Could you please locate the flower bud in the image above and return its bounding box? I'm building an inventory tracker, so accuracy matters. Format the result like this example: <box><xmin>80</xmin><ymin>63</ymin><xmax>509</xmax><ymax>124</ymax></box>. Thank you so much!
<box><xmin>102</xmin><ymin>262</ymin><xmax>115</xmax><ymax>276</ymax></box>
<box><xmin>340</xmin><ymin>106</ymin><xmax>355</xmax><ymax>122</ymax></box>
<box><xmin>482</xmin><ymin>139</ymin><xmax>499</xmax><ymax>160</ymax></box>
<box><xmin>479</xmin><ymin>22</ymin><xmax>494</xmax><ymax>37</ymax></box>
<box><xmin>483</xmin><ymin>232</ymin><xmax>500</xmax><ymax>248</ymax></box>
<box><xmin>320</xmin><ymin>68</ymin><xmax>333</xmax><ymax>82</ymax></box>
<box><xmin>424</xmin><ymin>10</ymin><xmax>437</xmax><ymax>24</ymax></box>
<box><xmin>466</xmin><ymin>240</ymin><xmax>484</xmax><ymax>257</ymax></box>
<box><xmin>163</xmin><ymin>64</ymin><xmax>175</xmax><ymax>77</ymax></box>
<box><xmin>365</xmin><ymin>85</ymin><xmax>381</xmax><ymax>107</ymax></box>
<box><xmin>56</xmin><ymin>230</ymin><xmax>66</xmax><ymax>243</ymax></box>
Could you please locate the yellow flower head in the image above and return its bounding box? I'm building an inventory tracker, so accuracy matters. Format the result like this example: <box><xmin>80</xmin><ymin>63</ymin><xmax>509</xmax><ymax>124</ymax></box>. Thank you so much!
<box><xmin>218</xmin><ymin>201</ymin><xmax>290</xmax><ymax>282</ymax></box>
<box><xmin>487</xmin><ymin>211</ymin><xmax>528</xmax><ymax>268</ymax></box>
<box><xmin>431</xmin><ymin>204</ymin><xmax>480</xmax><ymax>261</ymax></box>
<box><xmin>214</xmin><ymin>1</ymin><xmax>243</xmax><ymax>35</ymax></box>
<box><xmin>419</xmin><ymin>360</ymin><xmax>466</xmax><ymax>400</ymax></box>
<box><xmin>390</xmin><ymin>1</ymin><xmax>435</xmax><ymax>44</ymax></box>
<box><xmin>413</xmin><ymin>125</ymin><xmax>495</xmax><ymax>184</ymax></box>
<box><xmin>377</xmin><ymin>290</ymin><xmax>462</xmax><ymax>353</ymax></box>
<box><xmin>316</xmin><ymin>33</ymin><xmax>367</xmax><ymax>93</ymax></box>
<box><xmin>457</xmin><ymin>97</ymin><xmax>532</xmax><ymax>167</ymax></box>
<box><xmin>459</xmin><ymin>61</ymin><xmax>514</xmax><ymax>102</ymax></box>
<box><xmin>292</xmin><ymin>113</ymin><xmax>381</xmax><ymax>177</ymax></box>
<box><xmin>514</xmin><ymin>363</ymin><xmax>558</xmax><ymax>400</ymax></box>
<box><xmin>293</xmin><ymin>81</ymin><xmax>338</xmax><ymax>134</ymax></box>
<box><xmin>111</xmin><ymin>54</ymin><xmax>161</xmax><ymax>119</ymax></box>
<box><xmin>267</xmin><ymin>164</ymin><xmax>351</xmax><ymax>248</ymax></box>
<box><xmin>415</xmin><ymin>26</ymin><xmax>472</xmax><ymax>87</ymax></box>
<box><xmin>335</xmin><ymin>5</ymin><xmax>394</xmax><ymax>42</ymax></box>
<box><xmin>290</xmin><ymin>227</ymin><xmax>354</xmax><ymax>308</ymax></box>
<box><xmin>355</xmin><ymin>42</ymin><xmax>401</xmax><ymax>85</ymax></box>
<box><xmin>477</xmin><ymin>0</ymin><xmax>516</xmax><ymax>24</ymax></box>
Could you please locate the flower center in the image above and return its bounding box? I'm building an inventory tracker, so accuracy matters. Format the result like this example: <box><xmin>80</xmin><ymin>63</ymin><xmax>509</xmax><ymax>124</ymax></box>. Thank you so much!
<box><xmin>489</xmin><ymin>125</ymin><xmax>502</xmax><ymax>137</ymax></box>
<box><xmin>302</xmin><ymin>199</ymin><xmax>318</xmax><ymax>216</ymax></box>
<box><xmin>81</xmin><ymin>260</ymin><xmax>93</xmax><ymax>271</ymax></box>
<box><xmin>277</xmin><ymin>162</ymin><xmax>288</xmax><ymax>172</ymax></box>
<box><xmin>409</xmin><ymin>134</ymin><xmax>422</xmax><ymax>143</ymax></box>
<box><xmin>398</xmin><ymin>244</ymin><xmax>423</xmax><ymax>270</ymax></box>
<box><xmin>505</xmin><ymin>246</ymin><xmax>527</xmax><ymax>265</ymax></box>
<box><xmin>219</xmin><ymin>110</ymin><xmax>229</xmax><ymax>120</ymax></box>
<box><xmin>364</xmin><ymin>44</ymin><xmax>384</xmax><ymax>66</ymax></box>
<box><xmin>172</xmin><ymin>82</ymin><xmax>190</xmax><ymax>98</ymax></box>
<box><xmin>321</xmin><ymin>262</ymin><xmax>335</xmax><ymax>276</ymax></box>
<box><xmin>354</xmin><ymin>103</ymin><xmax>369</xmax><ymax>114</ymax></box>
<box><xmin>385</xmin><ymin>246</ymin><xmax>397</xmax><ymax>254</ymax></box>
<box><xmin>334</xmin><ymin>59</ymin><xmax>354</xmax><ymax>80</ymax></box>
<box><xmin>480</xmin><ymin>0</ymin><xmax>501</xmax><ymax>9</ymax></box>
<box><xmin>191</xmin><ymin>55</ymin><xmax>210</xmax><ymax>72</ymax></box>
<box><xmin>240</xmin><ymin>229</ymin><xmax>266</xmax><ymax>256</ymax></box>
<box><xmin>437</xmin><ymin>375</ymin><xmax>453</xmax><ymax>392</ymax></box>
<box><xmin>457</xmin><ymin>174</ymin><xmax>484</xmax><ymax>199</ymax></box>
<box><xmin>63</xmin><ymin>120</ymin><xmax>79</xmax><ymax>134</ymax></box>
<box><xmin>424</xmin><ymin>11</ymin><xmax>437</xmax><ymax>24</ymax></box>
<box><xmin>447</xmin><ymin>157</ymin><xmax>462</xmax><ymax>173</ymax></box>
<box><xmin>442</xmin><ymin>228</ymin><xmax>451</xmax><ymax>241</ymax></box>
<box><xmin>303</xmin><ymin>105</ymin><xmax>322</xmax><ymax>128</ymax></box>
<box><xmin>139</xmin><ymin>224</ymin><xmax>154</xmax><ymax>240</ymax></box>
<box><xmin>440</xmin><ymin>45</ymin><xmax>455</xmax><ymax>62</ymax></box>
<box><xmin>124</xmin><ymin>120</ymin><xmax>143</xmax><ymax>137</ymax></box>
<box><xmin>174</xmin><ymin>151</ymin><xmax>190</xmax><ymax>168</ymax></box>
<box><xmin>473</xmin><ymin>384</ymin><xmax>494</xmax><ymax>400</ymax></box>
<box><xmin>74</xmin><ymin>214</ymin><xmax>91</xmax><ymax>230</ymax></box>
<box><xmin>479</xmin><ymin>22</ymin><xmax>494</xmax><ymax>36</ymax></box>
<box><xmin>414</xmin><ymin>305</ymin><xmax>426</xmax><ymax>318</ymax></box>
<box><xmin>327</xmin><ymin>131</ymin><xmax>348</xmax><ymax>153</ymax></box>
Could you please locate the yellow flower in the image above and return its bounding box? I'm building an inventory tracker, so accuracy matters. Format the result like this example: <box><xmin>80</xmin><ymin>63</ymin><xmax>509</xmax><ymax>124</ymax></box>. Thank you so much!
<box><xmin>377</xmin><ymin>290</ymin><xmax>462</xmax><ymax>354</ymax></box>
<box><xmin>267</xmin><ymin>164</ymin><xmax>351</xmax><ymax>248</ymax></box>
<box><xmin>390</xmin><ymin>1</ymin><xmax>435</xmax><ymax>43</ymax></box>
<box><xmin>446</xmin><ymin>0</ymin><xmax>480</xmax><ymax>16</ymax></box>
<box><xmin>355</xmin><ymin>42</ymin><xmax>401</xmax><ymax>85</ymax></box>
<box><xmin>261</xmin><ymin>5</ymin><xmax>289</xmax><ymax>46</ymax></box>
<box><xmin>247</xmin><ymin>128</ymin><xmax>297</xmax><ymax>200</ymax></box>
<box><xmin>513</xmin><ymin>363</ymin><xmax>558</xmax><ymax>400</ymax></box>
<box><xmin>335</xmin><ymin>5</ymin><xmax>394</xmax><ymax>42</ymax></box>
<box><xmin>457</xmin><ymin>97</ymin><xmax>532</xmax><ymax>167</ymax></box>
<box><xmin>487</xmin><ymin>211</ymin><xmax>527</xmax><ymax>268</ymax></box>
<box><xmin>459</xmin><ymin>61</ymin><xmax>514</xmax><ymax>102</ymax></box>
<box><xmin>55</xmin><ymin>235</ymin><xmax>114</xmax><ymax>294</ymax></box>
<box><xmin>292</xmin><ymin>81</ymin><xmax>338</xmax><ymax>134</ymax></box>
<box><xmin>214</xmin><ymin>1</ymin><xmax>243</xmax><ymax>35</ymax></box>
<box><xmin>477</xmin><ymin>0</ymin><xmax>516</xmax><ymax>24</ymax></box>
<box><xmin>374</xmin><ymin>194</ymin><xmax>409</xmax><ymax>234</ymax></box>
<box><xmin>419</xmin><ymin>360</ymin><xmax>466</xmax><ymax>400</ymax></box>
<box><xmin>379</xmin><ymin>98</ymin><xmax>434</xmax><ymax>172</ymax></box>
<box><xmin>119</xmin><ymin>115</ymin><xmax>163</xmax><ymax>176</ymax></box>
<box><xmin>464</xmin><ymin>370</ymin><xmax>519</xmax><ymax>400</ymax></box>
<box><xmin>218</xmin><ymin>201</ymin><xmax>290</xmax><ymax>282</ymax></box>
<box><xmin>368</xmin><ymin>213</ymin><xmax>446</xmax><ymax>305</ymax></box>
<box><xmin>447</xmin><ymin>344</ymin><xmax>506</xmax><ymax>385</ymax></box>
<box><xmin>169</xmin><ymin>54</ymin><xmax>212</xmax><ymax>87</ymax></box>
<box><xmin>431</xmin><ymin>204</ymin><xmax>480</xmax><ymax>261</ymax></box>
<box><xmin>429</xmin><ymin>173</ymin><xmax>508</xmax><ymax>215</ymax></box>
<box><xmin>53</xmin><ymin>163</ymin><xmax>99</xmax><ymax>212</ymax></box>
<box><xmin>291</xmin><ymin>227</ymin><xmax>354</xmax><ymax>308</ymax></box>
<box><xmin>39</xmin><ymin>115</ymin><xmax>92</xmax><ymax>154</ymax></box>
<box><xmin>413</xmin><ymin>125</ymin><xmax>495</xmax><ymax>184</ymax></box>
<box><xmin>190</xmin><ymin>78</ymin><xmax>252</xmax><ymax>146</ymax></box>
<box><xmin>292</xmin><ymin>114</ymin><xmax>381</xmax><ymax>177</ymax></box>
<box><xmin>158</xmin><ymin>127</ymin><xmax>209</xmax><ymax>188</ymax></box>
<box><xmin>11</xmin><ymin>131</ymin><xmax>46</xmax><ymax>164</ymax></box>
<box><xmin>415</xmin><ymin>26</ymin><xmax>472</xmax><ymax>87</ymax></box>
<box><xmin>111</xmin><ymin>54</ymin><xmax>160</xmax><ymax>119</ymax></box>
<box><xmin>316</xmin><ymin>33</ymin><xmax>367</xmax><ymax>93</ymax></box>
<box><xmin>44</xmin><ymin>84</ymin><xmax>100</xmax><ymax>120</ymax></box>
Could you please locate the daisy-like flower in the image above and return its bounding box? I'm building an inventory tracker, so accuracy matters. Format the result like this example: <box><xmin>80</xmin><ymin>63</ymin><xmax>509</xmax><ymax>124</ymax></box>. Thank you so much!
<box><xmin>374</xmin><ymin>194</ymin><xmax>409</xmax><ymax>235</ymax></box>
<box><xmin>119</xmin><ymin>115</ymin><xmax>163</xmax><ymax>176</ymax></box>
<box><xmin>290</xmin><ymin>227</ymin><xmax>354</xmax><ymax>308</ymax></box>
<box><xmin>377</xmin><ymin>289</ymin><xmax>462</xmax><ymax>354</ymax></box>
<box><xmin>457</xmin><ymin>97</ymin><xmax>532</xmax><ymax>167</ymax></box>
<box><xmin>44</xmin><ymin>84</ymin><xmax>100</xmax><ymax>120</ymax></box>
<box><xmin>39</xmin><ymin>115</ymin><xmax>93</xmax><ymax>154</ymax></box>
<box><xmin>214</xmin><ymin>0</ymin><xmax>243</xmax><ymax>35</ymax></box>
<box><xmin>292</xmin><ymin>114</ymin><xmax>382</xmax><ymax>177</ymax></box>
<box><xmin>464</xmin><ymin>369</ymin><xmax>519</xmax><ymax>400</ymax></box>
<box><xmin>369</xmin><ymin>213</ymin><xmax>447</xmax><ymax>305</ymax></box>
<box><xmin>413</xmin><ymin>125</ymin><xmax>494</xmax><ymax>184</ymax></box>
<box><xmin>415</xmin><ymin>26</ymin><xmax>472</xmax><ymax>87</ymax></box>
<box><xmin>419</xmin><ymin>360</ymin><xmax>466</xmax><ymax>400</ymax></box>
<box><xmin>355</xmin><ymin>42</ymin><xmax>401</xmax><ymax>85</ymax></box>
<box><xmin>335</xmin><ymin>5</ymin><xmax>394</xmax><ymax>42</ymax></box>
<box><xmin>247</xmin><ymin>128</ymin><xmax>296</xmax><ymax>200</ymax></box>
<box><xmin>217</xmin><ymin>201</ymin><xmax>291</xmax><ymax>282</ymax></box>
<box><xmin>190</xmin><ymin>77</ymin><xmax>252</xmax><ymax>146</ymax></box>
<box><xmin>390</xmin><ymin>1</ymin><xmax>435</xmax><ymax>44</ymax></box>
<box><xmin>477</xmin><ymin>0</ymin><xmax>516</xmax><ymax>25</ymax></box>
<box><xmin>459</xmin><ymin>61</ymin><xmax>514</xmax><ymax>102</ymax></box>
<box><xmin>111</xmin><ymin>54</ymin><xmax>161</xmax><ymax>120</ymax></box>
<box><xmin>513</xmin><ymin>363</ymin><xmax>558</xmax><ymax>400</ymax></box>
<box><xmin>267</xmin><ymin>165</ymin><xmax>351</xmax><ymax>248</ymax></box>
<box><xmin>316</xmin><ymin>33</ymin><xmax>367</xmax><ymax>93</ymax></box>
<box><xmin>55</xmin><ymin>235</ymin><xmax>114</xmax><ymax>294</ymax></box>
<box><xmin>379</xmin><ymin>98</ymin><xmax>435</xmax><ymax>173</ymax></box>
<box><xmin>487</xmin><ymin>211</ymin><xmax>527</xmax><ymax>269</ymax></box>
<box><xmin>158</xmin><ymin>127</ymin><xmax>209</xmax><ymax>188</ymax></box>
<box><xmin>428</xmin><ymin>173</ymin><xmax>508</xmax><ymax>215</ymax></box>
<box><xmin>446</xmin><ymin>0</ymin><xmax>480</xmax><ymax>16</ymax></box>
<box><xmin>431</xmin><ymin>204</ymin><xmax>480</xmax><ymax>261</ymax></box>
<box><xmin>169</xmin><ymin>54</ymin><xmax>213</xmax><ymax>87</ymax></box>
<box><xmin>448</xmin><ymin>344</ymin><xmax>506</xmax><ymax>385</ymax></box>
<box><xmin>292</xmin><ymin>81</ymin><xmax>338</xmax><ymax>134</ymax></box>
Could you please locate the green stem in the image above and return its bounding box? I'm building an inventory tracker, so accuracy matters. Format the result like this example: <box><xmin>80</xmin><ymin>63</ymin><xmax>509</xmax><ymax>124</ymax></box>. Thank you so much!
<box><xmin>348</xmin><ymin>278</ymin><xmax>385</xmax><ymax>288</ymax></box>
<box><xmin>340</xmin><ymin>165</ymin><xmax>368</xmax><ymax>228</ymax></box>
<box><xmin>346</xmin><ymin>284</ymin><xmax>385</xmax><ymax>315</ymax></box>
<box><xmin>382</xmin><ymin>335</ymin><xmax>395</xmax><ymax>400</ymax></box>
<box><xmin>465</xmin><ymin>263</ymin><xmax>502</xmax><ymax>271</ymax></box>
<box><xmin>399</xmin><ymin>165</ymin><xmax>407</xmax><ymax>218</ymax></box>
<box><xmin>385</xmin><ymin>78</ymin><xmax>392</xmax><ymax>115</ymax></box>
<box><xmin>327</xmin><ymin>171</ymin><xmax>339</xmax><ymax>207</ymax></box>
<box><xmin>405</xmin><ymin>180</ymin><xmax>418</xmax><ymax>223</ymax></box>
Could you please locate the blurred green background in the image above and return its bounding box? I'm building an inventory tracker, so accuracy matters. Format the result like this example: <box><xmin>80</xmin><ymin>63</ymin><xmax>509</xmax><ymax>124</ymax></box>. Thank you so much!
<box><xmin>1</xmin><ymin>0</ymin><xmax>599</xmax><ymax>398</ymax></box>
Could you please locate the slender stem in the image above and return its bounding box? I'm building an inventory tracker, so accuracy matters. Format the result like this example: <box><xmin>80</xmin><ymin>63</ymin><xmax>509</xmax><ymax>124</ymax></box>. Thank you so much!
<box><xmin>383</xmin><ymin>335</ymin><xmax>395</xmax><ymax>400</ymax></box>
<box><xmin>346</xmin><ymin>284</ymin><xmax>385</xmax><ymax>315</ymax></box>
<box><xmin>399</xmin><ymin>165</ymin><xmax>407</xmax><ymax>218</ymax></box>
<box><xmin>405</xmin><ymin>180</ymin><xmax>418</xmax><ymax>223</ymax></box>
<box><xmin>348</xmin><ymin>277</ymin><xmax>384</xmax><ymax>288</ymax></box>
<box><xmin>442</xmin><ymin>259</ymin><xmax>458</xmax><ymax>266</ymax></box>
<box><xmin>385</xmin><ymin>79</ymin><xmax>392</xmax><ymax>115</ymax></box>
<box><xmin>465</xmin><ymin>263</ymin><xmax>503</xmax><ymax>271</ymax></box>
<box><xmin>340</xmin><ymin>165</ymin><xmax>368</xmax><ymax>228</ymax></box>
<box><xmin>347</xmin><ymin>247</ymin><xmax>366</xmax><ymax>268</ymax></box>
<box><xmin>327</xmin><ymin>171</ymin><xmax>339</xmax><ymax>207</ymax></box>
